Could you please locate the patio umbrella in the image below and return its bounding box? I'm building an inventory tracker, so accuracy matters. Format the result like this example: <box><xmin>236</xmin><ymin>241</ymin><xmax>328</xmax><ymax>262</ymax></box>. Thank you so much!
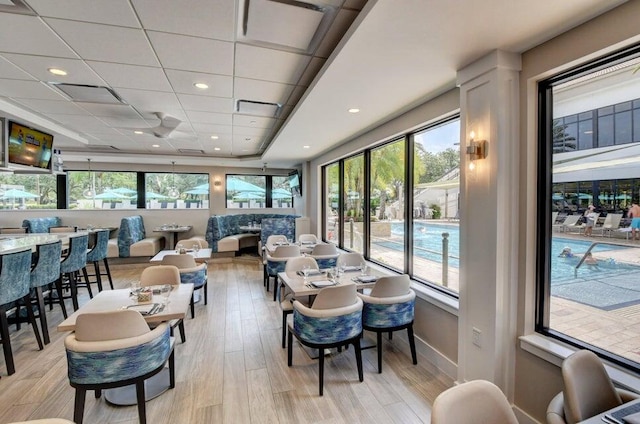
<box><xmin>93</xmin><ymin>191</ymin><xmax>129</xmax><ymax>200</ymax></box>
<box><xmin>233</xmin><ymin>191</ymin><xmax>265</xmax><ymax>200</ymax></box>
<box><xmin>615</xmin><ymin>194</ymin><xmax>631</xmax><ymax>200</ymax></box>
<box><xmin>1</xmin><ymin>188</ymin><xmax>38</xmax><ymax>199</ymax></box>
<box><xmin>185</xmin><ymin>188</ymin><xmax>209</xmax><ymax>195</ymax></box>
<box><xmin>191</xmin><ymin>183</ymin><xmax>209</xmax><ymax>191</ymax></box>
<box><xmin>272</xmin><ymin>188</ymin><xmax>293</xmax><ymax>199</ymax></box>
<box><xmin>552</xmin><ymin>194</ymin><xmax>564</xmax><ymax>201</ymax></box>
<box><xmin>226</xmin><ymin>177</ymin><xmax>265</xmax><ymax>193</ymax></box>
<box><xmin>109</xmin><ymin>187</ymin><xmax>137</xmax><ymax>195</ymax></box>
<box><xmin>144</xmin><ymin>191</ymin><xmax>168</xmax><ymax>199</ymax></box>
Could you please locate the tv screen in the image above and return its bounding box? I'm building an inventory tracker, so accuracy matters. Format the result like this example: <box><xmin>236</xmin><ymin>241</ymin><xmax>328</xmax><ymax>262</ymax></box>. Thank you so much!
<box><xmin>289</xmin><ymin>170</ymin><xmax>301</xmax><ymax>196</ymax></box>
<box><xmin>7</xmin><ymin>121</ymin><xmax>54</xmax><ymax>170</ymax></box>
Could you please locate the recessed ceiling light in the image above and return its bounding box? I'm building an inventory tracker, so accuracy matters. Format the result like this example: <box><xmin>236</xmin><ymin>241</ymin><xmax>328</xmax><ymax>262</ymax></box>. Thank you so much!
<box><xmin>48</xmin><ymin>68</ymin><xmax>67</xmax><ymax>76</ymax></box>
<box><xmin>250</xmin><ymin>120</ymin><xmax>257</xmax><ymax>124</ymax></box>
<box><xmin>194</xmin><ymin>82</ymin><xmax>209</xmax><ymax>89</ymax></box>
<box><xmin>210</xmin><ymin>135</ymin><xmax>219</xmax><ymax>140</ymax></box>
<box><xmin>152</xmin><ymin>144</ymin><xmax>160</xmax><ymax>148</ymax></box>
<box><xmin>348</xmin><ymin>108</ymin><xmax>360</xmax><ymax>113</ymax></box>
<box><xmin>245</xmin><ymin>137</ymin><xmax>251</xmax><ymax>141</ymax></box>
<box><xmin>242</xmin><ymin>149</ymin><xmax>248</xmax><ymax>152</ymax></box>
<box><xmin>134</xmin><ymin>130</ymin><xmax>144</xmax><ymax>135</ymax></box>
<box><xmin>214</xmin><ymin>147</ymin><xmax>221</xmax><ymax>151</ymax></box>
<box><xmin>303</xmin><ymin>145</ymin><xmax>310</xmax><ymax>149</ymax></box>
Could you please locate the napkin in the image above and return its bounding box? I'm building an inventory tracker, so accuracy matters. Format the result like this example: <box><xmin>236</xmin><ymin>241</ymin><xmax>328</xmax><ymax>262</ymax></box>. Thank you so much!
<box><xmin>343</xmin><ymin>265</ymin><xmax>361</xmax><ymax>272</ymax></box>
<box><xmin>297</xmin><ymin>269</ymin><xmax>323</xmax><ymax>276</ymax></box>
<box><xmin>625</xmin><ymin>413</ymin><xmax>640</xmax><ymax>424</ymax></box>
<box><xmin>127</xmin><ymin>303</ymin><xmax>160</xmax><ymax>315</ymax></box>
<box><xmin>356</xmin><ymin>275</ymin><xmax>378</xmax><ymax>283</ymax></box>
<box><xmin>311</xmin><ymin>280</ymin><xmax>337</xmax><ymax>288</ymax></box>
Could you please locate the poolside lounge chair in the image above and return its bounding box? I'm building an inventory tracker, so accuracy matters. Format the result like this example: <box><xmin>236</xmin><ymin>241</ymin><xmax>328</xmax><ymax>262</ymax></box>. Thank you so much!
<box><xmin>553</xmin><ymin>214</ymin><xmax>580</xmax><ymax>233</ymax></box>
<box><xmin>592</xmin><ymin>213</ymin><xmax>622</xmax><ymax>237</ymax></box>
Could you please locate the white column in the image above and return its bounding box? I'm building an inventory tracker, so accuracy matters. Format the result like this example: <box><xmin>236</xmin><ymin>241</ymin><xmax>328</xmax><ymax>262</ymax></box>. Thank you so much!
<box><xmin>456</xmin><ymin>50</ymin><xmax>521</xmax><ymax>398</ymax></box>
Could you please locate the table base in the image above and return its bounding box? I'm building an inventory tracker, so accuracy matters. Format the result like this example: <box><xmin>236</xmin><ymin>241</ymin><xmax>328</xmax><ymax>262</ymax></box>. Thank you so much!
<box><xmin>104</xmin><ymin>368</ymin><xmax>170</xmax><ymax>405</ymax></box>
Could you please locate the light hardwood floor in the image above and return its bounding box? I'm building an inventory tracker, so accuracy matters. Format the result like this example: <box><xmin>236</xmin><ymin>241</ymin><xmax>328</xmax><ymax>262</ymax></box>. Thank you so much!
<box><xmin>0</xmin><ymin>258</ymin><xmax>452</xmax><ymax>423</ymax></box>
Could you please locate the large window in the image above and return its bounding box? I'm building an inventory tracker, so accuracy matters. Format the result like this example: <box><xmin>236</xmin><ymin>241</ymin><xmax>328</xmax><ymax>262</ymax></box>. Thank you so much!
<box><xmin>67</xmin><ymin>170</ymin><xmax>136</xmax><ymax>210</ymax></box>
<box><xmin>225</xmin><ymin>174</ymin><xmax>292</xmax><ymax>209</ymax></box>
<box><xmin>0</xmin><ymin>174</ymin><xmax>57</xmax><ymax>209</ymax></box>
<box><xmin>538</xmin><ymin>45</ymin><xmax>640</xmax><ymax>369</ymax></box>
<box><xmin>322</xmin><ymin>116</ymin><xmax>461</xmax><ymax>295</ymax></box>
<box><xmin>145</xmin><ymin>172</ymin><xmax>209</xmax><ymax>209</ymax></box>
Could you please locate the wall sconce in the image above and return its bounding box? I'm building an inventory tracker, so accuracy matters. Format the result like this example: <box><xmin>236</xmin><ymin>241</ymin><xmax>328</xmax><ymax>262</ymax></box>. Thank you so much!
<box><xmin>466</xmin><ymin>131</ymin><xmax>487</xmax><ymax>170</ymax></box>
<box><xmin>213</xmin><ymin>180</ymin><xmax>222</xmax><ymax>188</ymax></box>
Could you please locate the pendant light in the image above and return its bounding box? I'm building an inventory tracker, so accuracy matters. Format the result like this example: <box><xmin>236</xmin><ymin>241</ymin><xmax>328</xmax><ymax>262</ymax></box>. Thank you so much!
<box><xmin>82</xmin><ymin>159</ymin><xmax>95</xmax><ymax>198</ymax></box>
<box><xmin>167</xmin><ymin>161</ymin><xmax>180</xmax><ymax>198</ymax></box>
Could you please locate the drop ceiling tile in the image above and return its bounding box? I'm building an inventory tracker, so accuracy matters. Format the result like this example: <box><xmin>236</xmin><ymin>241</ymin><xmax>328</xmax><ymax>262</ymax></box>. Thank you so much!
<box><xmin>0</xmin><ymin>14</ymin><xmax>78</xmax><ymax>58</ymax></box>
<box><xmin>298</xmin><ymin>56</ymin><xmax>326</xmax><ymax>87</ymax></box>
<box><xmin>132</xmin><ymin>0</ymin><xmax>235</xmax><ymax>41</ymax></box>
<box><xmin>2</xmin><ymin>54</ymin><xmax>106</xmax><ymax>86</ymax></box>
<box><xmin>147</xmin><ymin>31</ymin><xmax>234</xmax><ymax>75</ymax></box>
<box><xmin>233</xmin><ymin>115</ymin><xmax>275</xmax><ymax>129</ymax></box>
<box><xmin>14</xmin><ymin>98</ymin><xmax>88</xmax><ymax>115</ymax></box>
<box><xmin>26</xmin><ymin>0</ymin><xmax>140</xmax><ymax>27</ymax></box>
<box><xmin>177</xmin><ymin>94</ymin><xmax>233</xmax><ymax>113</ymax></box>
<box><xmin>0</xmin><ymin>56</ymin><xmax>36</xmax><ymax>80</ymax></box>
<box><xmin>84</xmin><ymin>128</ymin><xmax>129</xmax><ymax>137</ymax></box>
<box><xmin>77</xmin><ymin>103</ymin><xmax>144</xmax><ymax>120</ymax></box>
<box><xmin>314</xmin><ymin>8</ymin><xmax>358</xmax><ymax>58</ymax></box>
<box><xmin>47</xmin><ymin>114</ymin><xmax>111</xmax><ymax>131</ymax></box>
<box><xmin>191</xmin><ymin>123</ymin><xmax>233</xmax><ymax>135</ymax></box>
<box><xmin>235</xmin><ymin>44</ymin><xmax>311</xmax><ymax>84</ymax></box>
<box><xmin>115</xmin><ymin>88</ymin><xmax>182</xmax><ymax>114</ymax></box>
<box><xmin>45</xmin><ymin>18</ymin><xmax>159</xmax><ymax>67</ymax></box>
<box><xmin>87</xmin><ymin>62</ymin><xmax>172</xmax><ymax>92</ymax></box>
<box><xmin>232</xmin><ymin>126</ymin><xmax>270</xmax><ymax>137</ymax></box>
<box><xmin>186</xmin><ymin>110</ymin><xmax>232</xmax><ymax>125</ymax></box>
<box><xmin>233</xmin><ymin>134</ymin><xmax>264</xmax><ymax>144</ymax></box>
<box><xmin>0</xmin><ymin>80</ymin><xmax>65</xmax><ymax>100</ymax></box>
<box><xmin>233</xmin><ymin>77</ymin><xmax>294</xmax><ymax>105</ymax></box>
<box><xmin>165</xmin><ymin>69</ymin><xmax>233</xmax><ymax>98</ymax></box>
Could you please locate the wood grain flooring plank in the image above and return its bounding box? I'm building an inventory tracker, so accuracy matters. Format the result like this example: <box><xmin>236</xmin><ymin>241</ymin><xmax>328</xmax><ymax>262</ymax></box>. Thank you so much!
<box><xmin>247</xmin><ymin>368</ymin><xmax>279</xmax><ymax>424</ymax></box>
<box><xmin>223</xmin><ymin>351</ymin><xmax>251</xmax><ymax>424</ymax></box>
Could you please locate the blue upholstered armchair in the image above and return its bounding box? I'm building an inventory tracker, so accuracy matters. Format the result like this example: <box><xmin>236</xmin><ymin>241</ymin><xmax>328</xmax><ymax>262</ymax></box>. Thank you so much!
<box><xmin>357</xmin><ymin>274</ymin><xmax>417</xmax><ymax>373</ymax></box>
<box><xmin>265</xmin><ymin>245</ymin><xmax>300</xmax><ymax>300</ymax></box>
<box><xmin>287</xmin><ymin>283</ymin><xmax>364</xmax><ymax>396</ymax></box>
<box><xmin>160</xmin><ymin>254</ymin><xmax>208</xmax><ymax>318</ymax></box>
<box><xmin>22</xmin><ymin>217</ymin><xmax>61</xmax><ymax>233</ymax></box>
<box><xmin>65</xmin><ymin>310</ymin><xmax>174</xmax><ymax>424</ymax></box>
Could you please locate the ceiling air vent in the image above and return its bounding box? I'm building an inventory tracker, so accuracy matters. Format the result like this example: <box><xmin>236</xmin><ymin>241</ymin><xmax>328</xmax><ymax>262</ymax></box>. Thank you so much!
<box><xmin>178</xmin><ymin>149</ymin><xmax>205</xmax><ymax>154</ymax></box>
<box><xmin>49</xmin><ymin>83</ymin><xmax>125</xmax><ymax>105</ymax></box>
<box><xmin>237</xmin><ymin>99</ymin><xmax>281</xmax><ymax>117</ymax></box>
<box><xmin>87</xmin><ymin>145</ymin><xmax>120</xmax><ymax>151</ymax></box>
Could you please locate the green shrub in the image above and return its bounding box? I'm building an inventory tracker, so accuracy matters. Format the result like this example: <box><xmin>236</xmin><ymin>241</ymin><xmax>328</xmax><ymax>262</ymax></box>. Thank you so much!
<box><xmin>430</xmin><ymin>203</ymin><xmax>441</xmax><ymax>219</ymax></box>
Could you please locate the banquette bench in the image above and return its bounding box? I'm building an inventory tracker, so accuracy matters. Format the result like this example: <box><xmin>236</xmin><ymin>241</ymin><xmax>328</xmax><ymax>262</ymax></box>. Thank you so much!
<box><xmin>22</xmin><ymin>217</ymin><xmax>62</xmax><ymax>233</ymax></box>
<box><xmin>205</xmin><ymin>214</ymin><xmax>298</xmax><ymax>253</ymax></box>
<box><xmin>110</xmin><ymin>215</ymin><xmax>164</xmax><ymax>258</ymax></box>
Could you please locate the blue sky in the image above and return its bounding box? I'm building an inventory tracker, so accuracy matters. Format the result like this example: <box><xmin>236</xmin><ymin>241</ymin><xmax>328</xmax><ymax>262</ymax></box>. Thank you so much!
<box><xmin>415</xmin><ymin>120</ymin><xmax>460</xmax><ymax>153</ymax></box>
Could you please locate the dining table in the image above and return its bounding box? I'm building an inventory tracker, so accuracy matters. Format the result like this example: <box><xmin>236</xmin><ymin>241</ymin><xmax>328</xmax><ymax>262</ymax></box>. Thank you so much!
<box><xmin>152</xmin><ymin>225</ymin><xmax>193</xmax><ymax>249</ymax></box>
<box><xmin>265</xmin><ymin>240</ymin><xmax>321</xmax><ymax>255</ymax></box>
<box><xmin>149</xmin><ymin>248</ymin><xmax>212</xmax><ymax>264</ymax></box>
<box><xmin>0</xmin><ymin>232</ymin><xmax>80</xmax><ymax>254</ymax></box>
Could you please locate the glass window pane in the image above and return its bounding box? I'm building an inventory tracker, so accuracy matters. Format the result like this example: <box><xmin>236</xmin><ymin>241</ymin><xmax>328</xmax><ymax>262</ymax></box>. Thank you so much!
<box><xmin>369</xmin><ymin>139</ymin><xmax>405</xmax><ymax>271</ymax></box>
<box><xmin>578</xmin><ymin>119</ymin><xmax>593</xmax><ymax>149</ymax></box>
<box><xmin>598</xmin><ymin>115</ymin><xmax>614</xmax><ymax>146</ymax></box>
<box><xmin>272</xmin><ymin>176</ymin><xmax>293</xmax><ymax>208</ymax></box>
<box><xmin>145</xmin><ymin>173</ymin><xmax>209</xmax><ymax>209</ymax></box>
<box><xmin>615</xmin><ymin>110</ymin><xmax>632</xmax><ymax>144</ymax></box>
<box><xmin>68</xmin><ymin>171</ymin><xmax>136</xmax><ymax>209</ymax></box>
<box><xmin>324</xmin><ymin>163</ymin><xmax>339</xmax><ymax>244</ymax></box>
<box><xmin>634</xmin><ymin>109</ymin><xmax>640</xmax><ymax>142</ymax></box>
<box><xmin>0</xmin><ymin>174</ymin><xmax>57</xmax><ymax>210</ymax></box>
<box><xmin>225</xmin><ymin>175</ymin><xmax>265</xmax><ymax>209</ymax></box>
<box><xmin>342</xmin><ymin>154</ymin><xmax>364</xmax><ymax>253</ymax></box>
<box><xmin>412</xmin><ymin>119</ymin><xmax>460</xmax><ymax>292</ymax></box>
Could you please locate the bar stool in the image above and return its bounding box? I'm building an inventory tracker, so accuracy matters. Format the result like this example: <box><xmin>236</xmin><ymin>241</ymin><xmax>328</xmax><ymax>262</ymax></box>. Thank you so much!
<box><xmin>29</xmin><ymin>240</ymin><xmax>63</xmax><ymax>345</ymax></box>
<box><xmin>81</xmin><ymin>230</ymin><xmax>113</xmax><ymax>292</ymax></box>
<box><xmin>59</xmin><ymin>234</ymin><xmax>89</xmax><ymax>313</ymax></box>
<box><xmin>0</xmin><ymin>248</ymin><xmax>43</xmax><ymax>376</ymax></box>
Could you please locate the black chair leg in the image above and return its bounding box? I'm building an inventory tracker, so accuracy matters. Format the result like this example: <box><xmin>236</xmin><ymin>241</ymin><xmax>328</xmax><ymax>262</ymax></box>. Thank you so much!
<box><xmin>24</xmin><ymin>294</ymin><xmax>43</xmax><ymax>350</ymax></box>
<box><xmin>178</xmin><ymin>320</ymin><xmax>186</xmax><ymax>343</ymax></box>
<box><xmin>82</xmin><ymin>268</ymin><xmax>94</xmax><ymax>299</ymax></box>
<box><xmin>73</xmin><ymin>388</ymin><xmax>87</xmax><ymax>424</ymax></box>
<box><xmin>190</xmin><ymin>295</ymin><xmax>195</xmax><ymax>319</ymax></box>
<box><xmin>389</xmin><ymin>331</ymin><xmax>393</xmax><ymax>340</ymax></box>
<box><xmin>135</xmin><ymin>381</ymin><xmax>147</xmax><ymax>424</ymax></box>
<box><xmin>354</xmin><ymin>338</ymin><xmax>363</xmax><ymax>382</ymax></box>
<box><xmin>55</xmin><ymin>278</ymin><xmax>68</xmax><ymax>319</ymax></box>
<box><xmin>287</xmin><ymin>331</ymin><xmax>293</xmax><ymax>366</ymax></box>
<box><xmin>95</xmin><ymin>389</ymin><xmax>102</xmax><ymax>398</ymax></box>
<box><xmin>0</xmin><ymin>307</ymin><xmax>15</xmax><ymax>375</ymax></box>
<box><xmin>281</xmin><ymin>312</ymin><xmax>287</xmax><ymax>348</ymax></box>
<box><xmin>103</xmin><ymin>258</ymin><xmax>114</xmax><ymax>290</ymax></box>
<box><xmin>408</xmin><ymin>324</ymin><xmax>417</xmax><ymax>365</ymax></box>
<box><xmin>69</xmin><ymin>273</ymin><xmax>79</xmax><ymax>311</ymax></box>
<box><xmin>35</xmin><ymin>287</ymin><xmax>50</xmax><ymax>345</ymax></box>
<box><xmin>169</xmin><ymin>350</ymin><xmax>175</xmax><ymax>389</ymax></box>
<box><xmin>377</xmin><ymin>331</ymin><xmax>383</xmax><ymax>373</ymax></box>
<box><xmin>93</xmin><ymin>261</ymin><xmax>104</xmax><ymax>292</ymax></box>
<box><xmin>318</xmin><ymin>348</ymin><xmax>325</xmax><ymax>396</ymax></box>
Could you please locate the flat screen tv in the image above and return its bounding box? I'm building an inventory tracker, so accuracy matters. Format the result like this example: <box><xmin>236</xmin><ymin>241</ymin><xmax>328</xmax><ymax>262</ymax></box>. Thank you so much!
<box><xmin>289</xmin><ymin>170</ymin><xmax>301</xmax><ymax>196</ymax></box>
<box><xmin>7</xmin><ymin>121</ymin><xmax>54</xmax><ymax>171</ymax></box>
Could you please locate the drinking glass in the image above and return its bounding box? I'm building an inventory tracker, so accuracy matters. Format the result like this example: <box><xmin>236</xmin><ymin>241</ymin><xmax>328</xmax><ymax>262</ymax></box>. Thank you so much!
<box><xmin>193</xmin><ymin>243</ymin><xmax>200</xmax><ymax>253</ymax></box>
<box><xmin>360</xmin><ymin>261</ymin><xmax>368</xmax><ymax>276</ymax></box>
<box><xmin>160</xmin><ymin>284</ymin><xmax>171</xmax><ymax>306</ymax></box>
<box><xmin>327</xmin><ymin>267</ymin><xmax>337</xmax><ymax>283</ymax></box>
<box><xmin>130</xmin><ymin>281</ymin><xmax>141</xmax><ymax>300</ymax></box>
<box><xmin>302</xmin><ymin>264</ymin><xmax>311</xmax><ymax>281</ymax></box>
<box><xmin>176</xmin><ymin>243</ymin><xmax>184</xmax><ymax>253</ymax></box>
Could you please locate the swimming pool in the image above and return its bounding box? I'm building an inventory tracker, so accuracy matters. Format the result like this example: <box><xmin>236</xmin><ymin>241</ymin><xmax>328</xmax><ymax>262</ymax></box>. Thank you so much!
<box><xmin>379</xmin><ymin>222</ymin><xmax>637</xmax><ymax>280</ymax></box>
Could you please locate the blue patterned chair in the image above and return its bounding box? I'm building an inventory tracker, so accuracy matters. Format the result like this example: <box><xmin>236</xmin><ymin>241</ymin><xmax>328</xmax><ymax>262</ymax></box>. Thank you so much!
<box><xmin>287</xmin><ymin>283</ymin><xmax>364</xmax><ymax>396</ymax></box>
<box><xmin>205</xmin><ymin>214</ymin><xmax>298</xmax><ymax>253</ymax></box>
<box><xmin>140</xmin><ymin>265</ymin><xmax>186</xmax><ymax>343</ymax></box>
<box><xmin>160</xmin><ymin>254</ymin><xmax>207</xmax><ymax>318</ymax></box>
<box><xmin>117</xmin><ymin>216</ymin><xmax>163</xmax><ymax>258</ymax></box>
<box><xmin>357</xmin><ymin>274</ymin><xmax>417</xmax><ymax>373</ymax></box>
<box><xmin>279</xmin><ymin>256</ymin><xmax>317</xmax><ymax>348</ymax></box>
<box><xmin>30</xmin><ymin>240</ymin><xmax>63</xmax><ymax>345</ymax></box>
<box><xmin>0</xmin><ymin>248</ymin><xmax>43</xmax><ymax>376</ymax></box>
<box><xmin>64</xmin><ymin>310</ymin><xmax>174</xmax><ymax>424</ymax></box>
<box><xmin>265</xmin><ymin>245</ymin><xmax>300</xmax><ymax>300</ymax></box>
<box><xmin>82</xmin><ymin>229</ymin><xmax>113</xmax><ymax>292</ymax></box>
<box><xmin>22</xmin><ymin>217</ymin><xmax>61</xmax><ymax>233</ymax></box>
<box><xmin>309</xmin><ymin>243</ymin><xmax>339</xmax><ymax>269</ymax></box>
<box><xmin>59</xmin><ymin>234</ymin><xmax>89</xmax><ymax>313</ymax></box>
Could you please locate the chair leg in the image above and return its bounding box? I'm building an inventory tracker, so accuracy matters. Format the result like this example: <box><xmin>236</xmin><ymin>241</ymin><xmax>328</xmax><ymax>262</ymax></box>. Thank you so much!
<box><xmin>24</xmin><ymin>294</ymin><xmax>43</xmax><ymax>350</ymax></box>
<box><xmin>318</xmin><ymin>349</ymin><xmax>325</xmax><ymax>396</ymax></box>
<box><xmin>135</xmin><ymin>381</ymin><xmax>147</xmax><ymax>424</ymax></box>
<box><xmin>287</xmin><ymin>331</ymin><xmax>293</xmax><ymax>366</ymax></box>
<box><xmin>73</xmin><ymin>388</ymin><xmax>87</xmax><ymax>424</ymax></box>
<box><xmin>95</xmin><ymin>389</ymin><xmax>102</xmax><ymax>398</ymax></box>
<box><xmin>389</xmin><ymin>331</ymin><xmax>393</xmax><ymax>340</ymax></box>
<box><xmin>178</xmin><ymin>320</ymin><xmax>186</xmax><ymax>343</ymax></box>
<box><xmin>0</xmin><ymin>307</ymin><xmax>15</xmax><ymax>375</ymax></box>
<box><xmin>408</xmin><ymin>324</ymin><xmax>417</xmax><ymax>365</ymax></box>
<box><xmin>169</xmin><ymin>350</ymin><xmax>176</xmax><ymax>389</ymax></box>
<box><xmin>377</xmin><ymin>331</ymin><xmax>383</xmax><ymax>373</ymax></box>
<box><xmin>81</xmin><ymin>268</ymin><xmax>94</xmax><ymax>299</ymax></box>
<box><xmin>281</xmin><ymin>311</ymin><xmax>287</xmax><ymax>348</ymax></box>
<box><xmin>55</xmin><ymin>278</ymin><xmax>68</xmax><ymax>319</ymax></box>
<box><xmin>35</xmin><ymin>287</ymin><xmax>50</xmax><ymax>345</ymax></box>
<box><xmin>190</xmin><ymin>294</ymin><xmax>195</xmax><ymax>319</ymax></box>
<box><xmin>103</xmin><ymin>258</ymin><xmax>114</xmax><ymax>290</ymax></box>
<box><xmin>93</xmin><ymin>261</ymin><xmax>104</xmax><ymax>292</ymax></box>
<box><xmin>273</xmin><ymin>279</ymin><xmax>279</xmax><ymax>301</ymax></box>
<box><xmin>69</xmin><ymin>273</ymin><xmax>79</xmax><ymax>311</ymax></box>
<box><xmin>354</xmin><ymin>337</ymin><xmax>363</xmax><ymax>382</ymax></box>
<box><xmin>204</xmin><ymin>282</ymin><xmax>208</xmax><ymax>305</ymax></box>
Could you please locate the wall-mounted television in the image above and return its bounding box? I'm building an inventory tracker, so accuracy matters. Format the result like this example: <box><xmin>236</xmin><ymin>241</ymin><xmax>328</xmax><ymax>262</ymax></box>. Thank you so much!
<box><xmin>7</xmin><ymin>121</ymin><xmax>54</xmax><ymax>171</ymax></box>
<box><xmin>288</xmin><ymin>170</ymin><xmax>301</xmax><ymax>196</ymax></box>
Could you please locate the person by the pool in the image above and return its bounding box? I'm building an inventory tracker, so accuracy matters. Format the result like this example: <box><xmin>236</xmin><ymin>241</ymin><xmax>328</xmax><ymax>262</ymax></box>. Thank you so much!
<box><xmin>584</xmin><ymin>252</ymin><xmax>598</xmax><ymax>266</ymax></box>
<box><xmin>629</xmin><ymin>203</ymin><xmax>640</xmax><ymax>241</ymax></box>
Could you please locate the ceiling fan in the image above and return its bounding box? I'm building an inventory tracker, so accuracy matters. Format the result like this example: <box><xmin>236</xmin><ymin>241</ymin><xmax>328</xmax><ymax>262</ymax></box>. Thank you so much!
<box><xmin>128</xmin><ymin>112</ymin><xmax>189</xmax><ymax>139</ymax></box>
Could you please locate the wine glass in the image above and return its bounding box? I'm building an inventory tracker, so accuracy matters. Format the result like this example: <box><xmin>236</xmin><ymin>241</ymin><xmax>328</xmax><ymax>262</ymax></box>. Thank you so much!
<box><xmin>327</xmin><ymin>267</ymin><xmax>337</xmax><ymax>283</ymax></box>
<box><xmin>192</xmin><ymin>243</ymin><xmax>200</xmax><ymax>253</ymax></box>
<box><xmin>360</xmin><ymin>261</ymin><xmax>368</xmax><ymax>276</ymax></box>
<box><xmin>130</xmin><ymin>281</ymin><xmax>141</xmax><ymax>301</ymax></box>
<box><xmin>176</xmin><ymin>242</ymin><xmax>184</xmax><ymax>253</ymax></box>
<box><xmin>160</xmin><ymin>284</ymin><xmax>171</xmax><ymax>307</ymax></box>
<box><xmin>302</xmin><ymin>264</ymin><xmax>311</xmax><ymax>281</ymax></box>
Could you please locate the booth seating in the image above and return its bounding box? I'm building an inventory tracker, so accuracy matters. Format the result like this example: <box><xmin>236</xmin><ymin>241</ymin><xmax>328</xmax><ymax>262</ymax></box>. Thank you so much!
<box><xmin>115</xmin><ymin>216</ymin><xmax>164</xmax><ymax>258</ymax></box>
<box><xmin>22</xmin><ymin>217</ymin><xmax>61</xmax><ymax>233</ymax></box>
<box><xmin>205</xmin><ymin>214</ymin><xmax>299</xmax><ymax>254</ymax></box>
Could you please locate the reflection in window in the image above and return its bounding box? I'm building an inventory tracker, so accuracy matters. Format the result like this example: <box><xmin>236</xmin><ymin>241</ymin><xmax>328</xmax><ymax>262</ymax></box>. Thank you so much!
<box><xmin>0</xmin><ymin>174</ymin><xmax>57</xmax><ymax>210</ymax></box>
<box><xmin>145</xmin><ymin>172</ymin><xmax>209</xmax><ymax>209</ymax></box>
<box><xmin>324</xmin><ymin>163</ymin><xmax>339</xmax><ymax>244</ymax></box>
<box><xmin>225</xmin><ymin>175</ymin><xmax>266</xmax><ymax>209</ymax></box>
<box><xmin>540</xmin><ymin>50</ymin><xmax>640</xmax><ymax>368</ymax></box>
<box><xmin>272</xmin><ymin>176</ymin><xmax>293</xmax><ymax>208</ymax></box>
<box><xmin>342</xmin><ymin>155</ymin><xmax>364</xmax><ymax>253</ymax></box>
<box><xmin>68</xmin><ymin>171</ymin><xmax>137</xmax><ymax>210</ymax></box>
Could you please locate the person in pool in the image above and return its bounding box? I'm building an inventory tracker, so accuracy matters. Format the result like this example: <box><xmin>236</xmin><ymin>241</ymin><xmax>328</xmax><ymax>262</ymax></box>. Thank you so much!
<box><xmin>584</xmin><ymin>252</ymin><xmax>598</xmax><ymax>266</ymax></box>
<box><xmin>559</xmin><ymin>247</ymin><xmax>574</xmax><ymax>258</ymax></box>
